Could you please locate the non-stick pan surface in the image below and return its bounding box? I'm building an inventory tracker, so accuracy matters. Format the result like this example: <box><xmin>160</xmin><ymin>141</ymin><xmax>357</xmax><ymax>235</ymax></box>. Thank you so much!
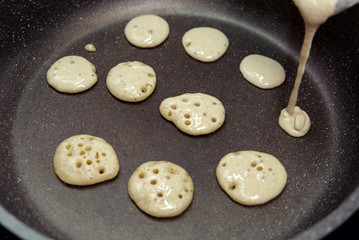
<box><xmin>1</xmin><ymin>0</ymin><xmax>359</xmax><ymax>239</ymax></box>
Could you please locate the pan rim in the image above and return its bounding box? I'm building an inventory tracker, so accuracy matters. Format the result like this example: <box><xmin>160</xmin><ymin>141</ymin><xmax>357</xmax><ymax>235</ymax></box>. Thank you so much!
<box><xmin>0</xmin><ymin>206</ymin><xmax>49</xmax><ymax>240</ymax></box>
<box><xmin>293</xmin><ymin>188</ymin><xmax>359</xmax><ymax>239</ymax></box>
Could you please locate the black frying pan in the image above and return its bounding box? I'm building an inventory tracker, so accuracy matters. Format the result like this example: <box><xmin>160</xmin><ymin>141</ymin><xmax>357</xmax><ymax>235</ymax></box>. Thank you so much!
<box><xmin>1</xmin><ymin>0</ymin><xmax>359</xmax><ymax>239</ymax></box>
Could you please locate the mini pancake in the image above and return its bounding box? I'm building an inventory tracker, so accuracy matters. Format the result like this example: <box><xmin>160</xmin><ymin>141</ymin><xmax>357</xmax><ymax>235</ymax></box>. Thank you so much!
<box><xmin>159</xmin><ymin>93</ymin><xmax>225</xmax><ymax>135</ymax></box>
<box><xmin>279</xmin><ymin>106</ymin><xmax>311</xmax><ymax>137</ymax></box>
<box><xmin>216</xmin><ymin>151</ymin><xmax>287</xmax><ymax>205</ymax></box>
<box><xmin>240</xmin><ymin>54</ymin><xmax>285</xmax><ymax>89</ymax></box>
<box><xmin>124</xmin><ymin>14</ymin><xmax>169</xmax><ymax>48</ymax></box>
<box><xmin>106</xmin><ymin>61</ymin><xmax>156</xmax><ymax>102</ymax></box>
<box><xmin>53</xmin><ymin>134</ymin><xmax>120</xmax><ymax>186</ymax></box>
<box><xmin>182</xmin><ymin>27</ymin><xmax>229</xmax><ymax>62</ymax></box>
<box><xmin>46</xmin><ymin>55</ymin><xmax>97</xmax><ymax>93</ymax></box>
<box><xmin>128</xmin><ymin>161</ymin><xmax>194</xmax><ymax>218</ymax></box>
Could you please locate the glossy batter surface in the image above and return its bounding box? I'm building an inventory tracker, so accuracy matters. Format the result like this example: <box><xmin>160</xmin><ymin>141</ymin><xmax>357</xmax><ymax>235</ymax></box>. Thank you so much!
<box><xmin>279</xmin><ymin>106</ymin><xmax>311</xmax><ymax>137</ymax></box>
<box><xmin>240</xmin><ymin>54</ymin><xmax>285</xmax><ymax>89</ymax></box>
<box><xmin>182</xmin><ymin>27</ymin><xmax>229</xmax><ymax>62</ymax></box>
<box><xmin>84</xmin><ymin>44</ymin><xmax>96</xmax><ymax>52</ymax></box>
<box><xmin>46</xmin><ymin>56</ymin><xmax>97</xmax><ymax>93</ymax></box>
<box><xmin>124</xmin><ymin>14</ymin><xmax>169</xmax><ymax>48</ymax></box>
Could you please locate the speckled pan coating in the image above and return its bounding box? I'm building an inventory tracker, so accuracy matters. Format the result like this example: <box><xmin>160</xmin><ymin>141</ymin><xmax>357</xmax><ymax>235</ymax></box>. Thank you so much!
<box><xmin>0</xmin><ymin>0</ymin><xmax>359</xmax><ymax>240</ymax></box>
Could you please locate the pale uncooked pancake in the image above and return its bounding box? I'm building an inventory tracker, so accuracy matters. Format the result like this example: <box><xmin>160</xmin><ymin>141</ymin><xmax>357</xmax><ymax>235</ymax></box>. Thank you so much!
<box><xmin>106</xmin><ymin>61</ymin><xmax>156</xmax><ymax>102</ymax></box>
<box><xmin>182</xmin><ymin>27</ymin><xmax>229</xmax><ymax>62</ymax></box>
<box><xmin>216</xmin><ymin>151</ymin><xmax>287</xmax><ymax>206</ymax></box>
<box><xmin>279</xmin><ymin>106</ymin><xmax>311</xmax><ymax>137</ymax></box>
<box><xmin>159</xmin><ymin>93</ymin><xmax>225</xmax><ymax>135</ymax></box>
<box><xmin>128</xmin><ymin>161</ymin><xmax>194</xmax><ymax>218</ymax></box>
<box><xmin>53</xmin><ymin>134</ymin><xmax>120</xmax><ymax>186</ymax></box>
<box><xmin>47</xmin><ymin>56</ymin><xmax>97</xmax><ymax>93</ymax></box>
<box><xmin>239</xmin><ymin>54</ymin><xmax>285</xmax><ymax>89</ymax></box>
<box><xmin>84</xmin><ymin>44</ymin><xmax>96</xmax><ymax>52</ymax></box>
<box><xmin>124</xmin><ymin>14</ymin><xmax>169</xmax><ymax>48</ymax></box>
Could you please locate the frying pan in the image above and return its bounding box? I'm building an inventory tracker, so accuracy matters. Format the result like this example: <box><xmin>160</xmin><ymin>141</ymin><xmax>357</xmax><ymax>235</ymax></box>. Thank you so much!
<box><xmin>1</xmin><ymin>0</ymin><xmax>358</xmax><ymax>239</ymax></box>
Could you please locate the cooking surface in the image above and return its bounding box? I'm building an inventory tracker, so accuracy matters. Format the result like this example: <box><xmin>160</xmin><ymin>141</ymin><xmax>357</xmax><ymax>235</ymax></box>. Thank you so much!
<box><xmin>1</xmin><ymin>1</ymin><xmax>359</xmax><ymax>239</ymax></box>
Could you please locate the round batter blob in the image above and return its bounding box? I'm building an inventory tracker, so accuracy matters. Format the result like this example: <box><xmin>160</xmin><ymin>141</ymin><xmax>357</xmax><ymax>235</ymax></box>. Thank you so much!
<box><xmin>216</xmin><ymin>151</ymin><xmax>287</xmax><ymax>206</ymax></box>
<box><xmin>128</xmin><ymin>161</ymin><xmax>194</xmax><ymax>218</ymax></box>
<box><xmin>53</xmin><ymin>134</ymin><xmax>120</xmax><ymax>186</ymax></box>
<box><xmin>46</xmin><ymin>55</ymin><xmax>97</xmax><ymax>93</ymax></box>
<box><xmin>279</xmin><ymin>106</ymin><xmax>311</xmax><ymax>137</ymax></box>
<box><xmin>159</xmin><ymin>93</ymin><xmax>226</xmax><ymax>135</ymax></box>
<box><xmin>239</xmin><ymin>54</ymin><xmax>285</xmax><ymax>89</ymax></box>
<box><xmin>124</xmin><ymin>14</ymin><xmax>169</xmax><ymax>48</ymax></box>
<box><xmin>85</xmin><ymin>44</ymin><xmax>96</xmax><ymax>52</ymax></box>
<box><xmin>106</xmin><ymin>61</ymin><xmax>156</xmax><ymax>102</ymax></box>
<box><xmin>182</xmin><ymin>27</ymin><xmax>229</xmax><ymax>62</ymax></box>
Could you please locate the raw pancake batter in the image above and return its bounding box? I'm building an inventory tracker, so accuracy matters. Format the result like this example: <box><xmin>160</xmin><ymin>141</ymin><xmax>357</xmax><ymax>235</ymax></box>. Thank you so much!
<box><xmin>182</xmin><ymin>27</ymin><xmax>229</xmax><ymax>62</ymax></box>
<box><xmin>84</xmin><ymin>44</ymin><xmax>96</xmax><ymax>52</ymax></box>
<box><xmin>47</xmin><ymin>55</ymin><xmax>98</xmax><ymax>93</ymax></box>
<box><xmin>106</xmin><ymin>61</ymin><xmax>156</xmax><ymax>102</ymax></box>
<box><xmin>240</xmin><ymin>54</ymin><xmax>285</xmax><ymax>89</ymax></box>
<box><xmin>279</xmin><ymin>0</ymin><xmax>339</xmax><ymax>137</ymax></box>
<box><xmin>125</xmin><ymin>14</ymin><xmax>169</xmax><ymax>48</ymax></box>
